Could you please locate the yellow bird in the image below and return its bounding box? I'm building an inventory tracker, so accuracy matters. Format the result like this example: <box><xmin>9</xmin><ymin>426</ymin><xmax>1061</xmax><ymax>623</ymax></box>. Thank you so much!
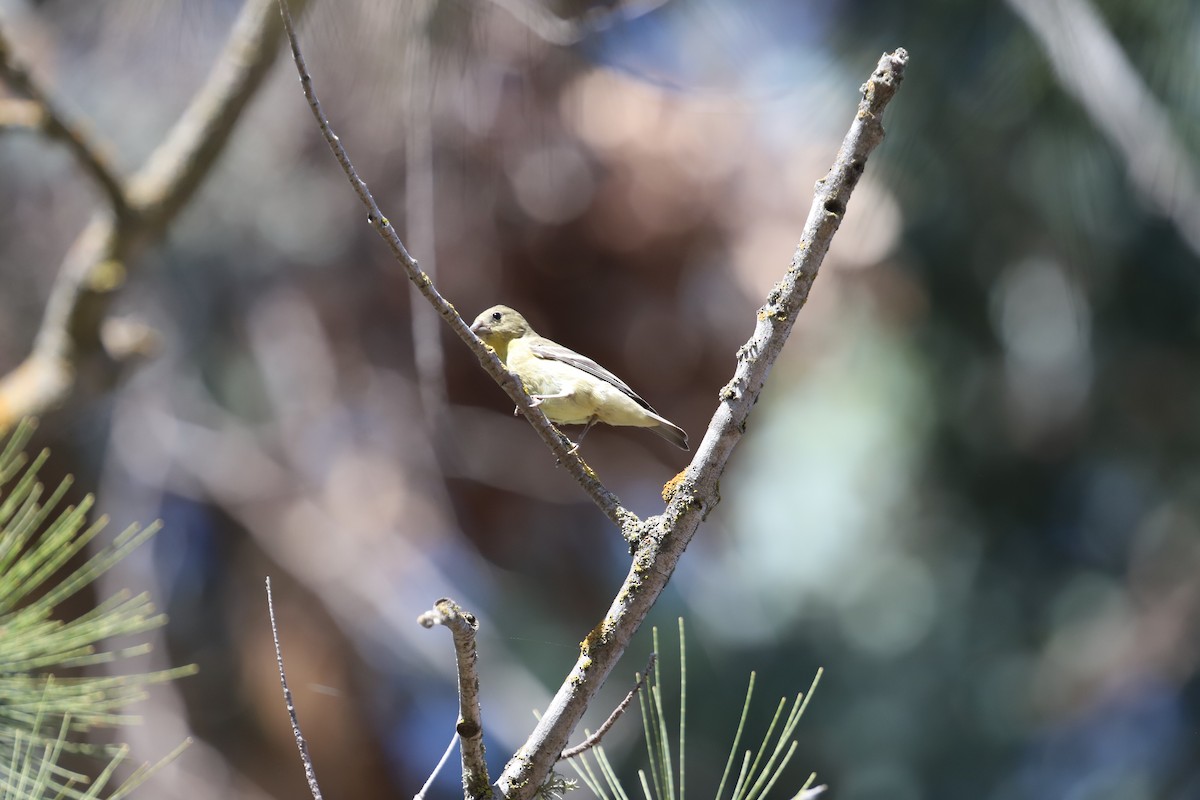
<box><xmin>470</xmin><ymin>305</ymin><xmax>689</xmax><ymax>451</ymax></box>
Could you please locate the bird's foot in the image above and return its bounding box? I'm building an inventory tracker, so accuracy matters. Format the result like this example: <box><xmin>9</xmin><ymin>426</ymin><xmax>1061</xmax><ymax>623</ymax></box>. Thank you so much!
<box><xmin>552</xmin><ymin>434</ymin><xmax>581</xmax><ymax>465</ymax></box>
<box><xmin>516</xmin><ymin>396</ymin><xmax>545</xmax><ymax>416</ymax></box>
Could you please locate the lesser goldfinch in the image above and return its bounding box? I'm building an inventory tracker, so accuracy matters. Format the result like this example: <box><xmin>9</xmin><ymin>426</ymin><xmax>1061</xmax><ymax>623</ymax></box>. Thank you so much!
<box><xmin>470</xmin><ymin>305</ymin><xmax>689</xmax><ymax>451</ymax></box>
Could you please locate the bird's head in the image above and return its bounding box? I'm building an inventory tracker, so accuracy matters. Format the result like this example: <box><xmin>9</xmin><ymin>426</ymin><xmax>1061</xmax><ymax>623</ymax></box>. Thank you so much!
<box><xmin>470</xmin><ymin>305</ymin><xmax>533</xmax><ymax>355</ymax></box>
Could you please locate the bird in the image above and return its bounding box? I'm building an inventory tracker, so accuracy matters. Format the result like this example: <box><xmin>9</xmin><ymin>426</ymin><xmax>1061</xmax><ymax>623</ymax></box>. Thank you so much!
<box><xmin>470</xmin><ymin>305</ymin><xmax>689</xmax><ymax>451</ymax></box>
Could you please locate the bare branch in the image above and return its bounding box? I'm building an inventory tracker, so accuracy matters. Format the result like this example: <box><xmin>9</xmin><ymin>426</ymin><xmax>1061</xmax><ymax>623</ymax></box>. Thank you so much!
<box><xmin>126</xmin><ymin>0</ymin><xmax>301</xmax><ymax>230</ymax></box>
<box><xmin>0</xmin><ymin>98</ymin><xmax>44</xmax><ymax>130</ymax></box>
<box><xmin>266</xmin><ymin>576</ymin><xmax>325</xmax><ymax>800</ymax></box>
<box><xmin>418</xmin><ymin>598</ymin><xmax>492</xmax><ymax>800</ymax></box>
<box><xmin>0</xmin><ymin>0</ymin><xmax>304</xmax><ymax>432</ymax></box>
<box><xmin>560</xmin><ymin>653</ymin><xmax>656</xmax><ymax>760</ymax></box>
<box><xmin>0</xmin><ymin>20</ymin><xmax>129</xmax><ymax>216</ymax></box>
<box><xmin>494</xmin><ymin>49</ymin><xmax>910</xmax><ymax>800</ymax></box>
<box><xmin>273</xmin><ymin>0</ymin><xmax>637</xmax><ymax>533</ymax></box>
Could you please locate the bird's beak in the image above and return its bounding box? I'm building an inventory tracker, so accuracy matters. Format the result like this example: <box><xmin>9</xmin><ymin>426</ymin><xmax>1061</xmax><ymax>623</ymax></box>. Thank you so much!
<box><xmin>471</xmin><ymin>320</ymin><xmax>489</xmax><ymax>337</ymax></box>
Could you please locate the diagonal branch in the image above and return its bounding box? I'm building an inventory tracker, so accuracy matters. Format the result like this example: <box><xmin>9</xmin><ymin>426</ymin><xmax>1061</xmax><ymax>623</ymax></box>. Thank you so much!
<box><xmin>494</xmin><ymin>49</ymin><xmax>910</xmax><ymax>800</ymax></box>
<box><xmin>272</xmin><ymin>0</ymin><xmax>637</xmax><ymax>533</ymax></box>
<box><xmin>0</xmin><ymin>21</ymin><xmax>129</xmax><ymax>217</ymax></box>
<box><xmin>125</xmin><ymin>0</ymin><xmax>297</xmax><ymax>230</ymax></box>
<box><xmin>0</xmin><ymin>0</ymin><xmax>307</xmax><ymax>433</ymax></box>
<box><xmin>418</xmin><ymin>598</ymin><xmax>491</xmax><ymax>800</ymax></box>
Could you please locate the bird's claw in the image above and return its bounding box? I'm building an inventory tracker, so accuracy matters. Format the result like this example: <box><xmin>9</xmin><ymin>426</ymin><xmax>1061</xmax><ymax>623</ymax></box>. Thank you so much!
<box><xmin>517</xmin><ymin>397</ymin><xmax>546</xmax><ymax>417</ymax></box>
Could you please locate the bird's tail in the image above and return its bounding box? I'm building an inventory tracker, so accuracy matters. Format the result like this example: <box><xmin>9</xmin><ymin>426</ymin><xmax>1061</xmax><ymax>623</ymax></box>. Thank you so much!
<box><xmin>651</xmin><ymin>419</ymin><xmax>689</xmax><ymax>451</ymax></box>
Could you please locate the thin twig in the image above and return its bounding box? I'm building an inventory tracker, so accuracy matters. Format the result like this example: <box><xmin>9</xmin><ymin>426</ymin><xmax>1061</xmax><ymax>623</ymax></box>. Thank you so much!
<box><xmin>0</xmin><ymin>21</ymin><xmax>129</xmax><ymax>216</ymax></box>
<box><xmin>417</xmin><ymin>598</ymin><xmax>491</xmax><ymax>800</ymax></box>
<box><xmin>415</xmin><ymin>732</ymin><xmax>460</xmax><ymax>800</ymax></box>
<box><xmin>266</xmin><ymin>577</ymin><xmax>325</xmax><ymax>800</ymax></box>
<box><xmin>560</xmin><ymin>653</ymin><xmax>656</xmax><ymax>760</ymax></box>
<box><xmin>494</xmin><ymin>49</ymin><xmax>910</xmax><ymax>800</ymax></box>
<box><xmin>273</xmin><ymin>0</ymin><xmax>637</xmax><ymax>534</ymax></box>
<box><xmin>0</xmin><ymin>0</ymin><xmax>303</xmax><ymax>432</ymax></box>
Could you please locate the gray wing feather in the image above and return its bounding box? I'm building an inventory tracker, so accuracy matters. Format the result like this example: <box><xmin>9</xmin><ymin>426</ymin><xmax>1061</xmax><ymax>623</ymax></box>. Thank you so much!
<box><xmin>528</xmin><ymin>339</ymin><xmax>656</xmax><ymax>412</ymax></box>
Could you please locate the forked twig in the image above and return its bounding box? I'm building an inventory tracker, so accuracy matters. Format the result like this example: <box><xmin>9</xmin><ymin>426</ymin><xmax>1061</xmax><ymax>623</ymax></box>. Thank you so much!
<box><xmin>272</xmin><ymin>4</ymin><xmax>908</xmax><ymax>793</ymax></box>
<box><xmin>0</xmin><ymin>0</ymin><xmax>306</xmax><ymax>432</ymax></box>
<box><xmin>560</xmin><ymin>653</ymin><xmax>657</xmax><ymax>760</ymax></box>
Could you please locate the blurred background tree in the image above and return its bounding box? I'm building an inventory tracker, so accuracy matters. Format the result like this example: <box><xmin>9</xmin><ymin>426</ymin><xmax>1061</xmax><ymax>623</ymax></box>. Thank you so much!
<box><xmin>1</xmin><ymin>0</ymin><xmax>1197</xmax><ymax>799</ymax></box>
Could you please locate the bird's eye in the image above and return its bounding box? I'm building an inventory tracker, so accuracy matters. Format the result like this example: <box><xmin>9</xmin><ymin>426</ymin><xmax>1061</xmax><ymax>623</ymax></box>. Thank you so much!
<box><xmin>492</xmin><ymin>311</ymin><xmax>502</xmax><ymax>322</ymax></box>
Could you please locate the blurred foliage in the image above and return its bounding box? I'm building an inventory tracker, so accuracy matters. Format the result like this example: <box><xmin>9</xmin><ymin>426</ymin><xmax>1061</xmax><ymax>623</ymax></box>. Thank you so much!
<box><xmin>2</xmin><ymin>0</ymin><xmax>1200</xmax><ymax>799</ymax></box>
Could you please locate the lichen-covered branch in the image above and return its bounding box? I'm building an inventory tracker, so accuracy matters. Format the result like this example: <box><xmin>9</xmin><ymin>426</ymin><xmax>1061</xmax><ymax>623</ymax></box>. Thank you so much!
<box><xmin>0</xmin><ymin>0</ymin><xmax>306</xmax><ymax>432</ymax></box>
<box><xmin>272</xmin><ymin>0</ymin><xmax>636</xmax><ymax>532</ymax></box>
<box><xmin>494</xmin><ymin>48</ymin><xmax>910</xmax><ymax>800</ymax></box>
<box><xmin>418</xmin><ymin>599</ymin><xmax>492</xmax><ymax>800</ymax></box>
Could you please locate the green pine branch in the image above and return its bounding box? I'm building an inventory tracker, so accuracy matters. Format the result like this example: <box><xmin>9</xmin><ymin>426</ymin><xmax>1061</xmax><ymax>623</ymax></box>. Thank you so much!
<box><xmin>0</xmin><ymin>420</ymin><xmax>195</xmax><ymax>800</ymax></box>
<box><xmin>566</xmin><ymin>619</ymin><xmax>824</xmax><ymax>800</ymax></box>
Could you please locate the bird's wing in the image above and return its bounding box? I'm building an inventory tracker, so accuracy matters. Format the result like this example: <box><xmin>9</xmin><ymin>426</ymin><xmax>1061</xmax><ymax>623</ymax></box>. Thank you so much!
<box><xmin>528</xmin><ymin>338</ymin><xmax>656</xmax><ymax>412</ymax></box>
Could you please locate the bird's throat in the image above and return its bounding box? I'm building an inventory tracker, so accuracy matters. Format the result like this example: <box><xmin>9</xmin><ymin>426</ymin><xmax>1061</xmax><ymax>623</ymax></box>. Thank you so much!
<box><xmin>489</xmin><ymin>338</ymin><xmax>511</xmax><ymax>363</ymax></box>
